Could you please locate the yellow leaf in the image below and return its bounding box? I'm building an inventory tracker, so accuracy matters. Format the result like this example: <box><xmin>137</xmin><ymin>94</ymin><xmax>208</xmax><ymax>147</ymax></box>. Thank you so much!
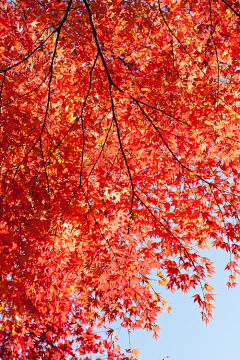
<box><xmin>132</xmin><ymin>348</ymin><xmax>142</xmax><ymax>358</ymax></box>
<box><xmin>114</xmin><ymin>345</ymin><xmax>121</xmax><ymax>353</ymax></box>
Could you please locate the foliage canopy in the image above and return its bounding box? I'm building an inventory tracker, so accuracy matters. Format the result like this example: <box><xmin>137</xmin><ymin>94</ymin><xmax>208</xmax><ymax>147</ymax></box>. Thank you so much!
<box><xmin>1</xmin><ymin>0</ymin><xmax>240</xmax><ymax>358</ymax></box>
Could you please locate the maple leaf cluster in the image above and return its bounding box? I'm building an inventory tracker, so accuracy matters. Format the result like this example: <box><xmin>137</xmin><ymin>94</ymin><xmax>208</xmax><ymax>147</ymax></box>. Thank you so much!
<box><xmin>1</xmin><ymin>0</ymin><xmax>240</xmax><ymax>358</ymax></box>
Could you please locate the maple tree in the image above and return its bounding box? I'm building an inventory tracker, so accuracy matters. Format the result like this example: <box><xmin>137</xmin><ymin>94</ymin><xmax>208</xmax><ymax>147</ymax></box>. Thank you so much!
<box><xmin>1</xmin><ymin>0</ymin><xmax>240</xmax><ymax>358</ymax></box>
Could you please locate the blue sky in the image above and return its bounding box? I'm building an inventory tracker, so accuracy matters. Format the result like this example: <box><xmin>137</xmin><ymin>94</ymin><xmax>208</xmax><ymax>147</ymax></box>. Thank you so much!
<box><xmin>117</xmin><ymin>248</ymin><xmax>240</xmax><ymax>360</ymax></box>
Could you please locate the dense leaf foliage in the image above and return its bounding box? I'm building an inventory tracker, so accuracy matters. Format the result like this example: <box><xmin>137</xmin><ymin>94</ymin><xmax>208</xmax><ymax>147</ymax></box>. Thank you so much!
<box><xmin>1</xmin><ymin>0</ymin><xmax>240</xmax><ymax>358</ymax></box>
